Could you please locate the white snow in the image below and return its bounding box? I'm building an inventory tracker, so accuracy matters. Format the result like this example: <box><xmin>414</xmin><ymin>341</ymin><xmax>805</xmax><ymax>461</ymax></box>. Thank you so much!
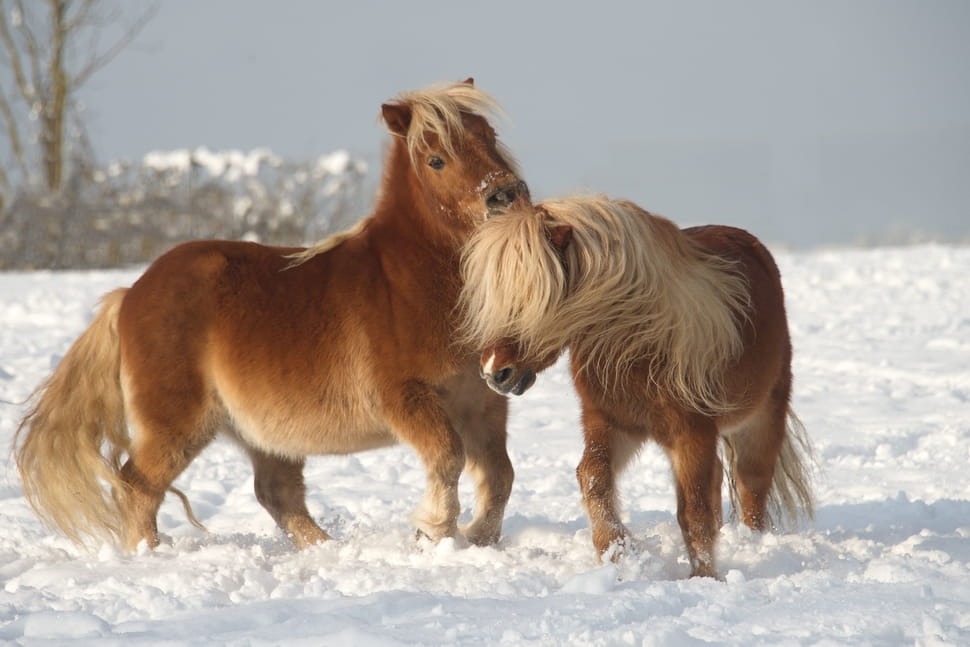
<box><xmin>317</xmin><ymin>150</ymin><xmax>350</xmax><ymax>175</ymax></box>
<box><xmin>142</xmin><ymin>147</ymin><xmax>278</xmax><ymax>180</ymax></box>
<box><xmin>140</xmin><ymin>147</ymin><xmax>367</xmax><ymax>185</ymax></box>
<box><xmin>1</xmin><ymin>244</ymin><xmax>969</xmax><ymax>645</ymax></box>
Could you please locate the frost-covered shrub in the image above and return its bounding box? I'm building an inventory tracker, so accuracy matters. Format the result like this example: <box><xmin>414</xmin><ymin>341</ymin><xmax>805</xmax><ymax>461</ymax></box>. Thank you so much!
<box><xmin>0</xmin><ymin>147</ymin><xmax>368</xmax><ymax>269</ymax></box>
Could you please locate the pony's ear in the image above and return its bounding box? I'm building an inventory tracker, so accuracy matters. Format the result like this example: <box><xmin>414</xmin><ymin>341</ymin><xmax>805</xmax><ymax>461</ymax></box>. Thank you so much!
<box><xmin>547</xmin><ymin>225</ymin><xmax>573</xmax><ymax>252</ymax></box>
<box><xmin>381</xmin><ymin>102</ymin><xmax>412</xmax><ymax>137</ymax></box>
<box><xmin>461</xmin><ymin>77</ymin><xmax>475</xmax><ymax>86</ymax></box>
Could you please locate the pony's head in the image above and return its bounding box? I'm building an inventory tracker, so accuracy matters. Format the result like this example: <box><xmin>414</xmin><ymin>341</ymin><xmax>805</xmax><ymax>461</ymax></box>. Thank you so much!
<box><xmin>380</xmin><ymin>78</ymin><xmax>530</xmax><ymax>236</ymax></box>
<box><xmin>459</xmin><ymin>202</ymin><xmax>576</xmax><ymax>396</ymax></box>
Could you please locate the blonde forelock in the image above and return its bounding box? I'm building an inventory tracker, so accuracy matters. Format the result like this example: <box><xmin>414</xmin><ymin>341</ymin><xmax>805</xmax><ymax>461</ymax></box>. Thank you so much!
<box><xmin>387</xmin><ymin>82</ymin><xmax>515</xmax><ymax>170</ymax></box>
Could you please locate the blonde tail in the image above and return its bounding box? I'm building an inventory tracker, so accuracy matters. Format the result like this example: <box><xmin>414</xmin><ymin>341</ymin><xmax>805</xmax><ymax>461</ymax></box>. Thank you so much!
<box><xmin>723</xmin><ymin>406</ymin><xmax>815</xmax><ymax>529</ymax></box>
<box><xmin>14</xmin><ymin>288</ymin><xmax>131</xmax><ymax>545</ymax></box>
<box><xmin>768</xmin><ymin>407</ymin><xmax>816</xmax><ymax>525</ymax></box>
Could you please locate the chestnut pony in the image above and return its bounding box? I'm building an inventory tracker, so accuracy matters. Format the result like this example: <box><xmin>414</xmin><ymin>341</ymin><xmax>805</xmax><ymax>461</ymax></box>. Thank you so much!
<box><xmin>459</xmin><ymin>196</ymin><xmax>813</xmax><ymax>578</ymax></box>
<box><xmin>15</xmin><ymin>80</ymin><xmax>532</xmax><ymax>552</ymax></box>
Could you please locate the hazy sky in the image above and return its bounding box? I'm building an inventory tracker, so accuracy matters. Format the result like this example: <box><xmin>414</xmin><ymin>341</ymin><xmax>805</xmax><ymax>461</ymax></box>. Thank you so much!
<box><xmin>79</xmin><ymin>0</ymin><xmax>970</xmax><ymax>247</ymax></box>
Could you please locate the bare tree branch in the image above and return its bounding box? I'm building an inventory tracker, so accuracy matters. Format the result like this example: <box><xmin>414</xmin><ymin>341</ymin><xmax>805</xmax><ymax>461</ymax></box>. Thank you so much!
<box><xmin>0</xmin><ymin>85</ymin><xmax>28</xmax><ymax>177</ymax></box>
<box><xmin>0</xmin><ymin>0</ymin><xmax>156</xmax><ymax>191</ymax></box>
<box><xmin>0</xmin><ymin>1</ymin><xmax>34</xmax><ymax>101</ymax></box>
<box><xmin>16</xmin><ymin>0</ymin><xmax>43</xmax><ymax>98</ymax></box>
<box><xmin>62</xmin><ymin>0</ymin><xmax>99</xmax><ymax>34</ymax></box>
<box><xmin>74</xmin><ymin>2</ymin><xmax>157</xmax><ymax>87</ymax></box>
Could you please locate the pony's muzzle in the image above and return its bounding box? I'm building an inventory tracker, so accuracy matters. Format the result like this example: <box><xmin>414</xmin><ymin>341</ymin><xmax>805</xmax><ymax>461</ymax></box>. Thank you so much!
<box><xmin>484</xmin><ymin>364</ymin><xmax>536</xmax><ymax>396</ymax></box>
<box><xmin>485</xmin><ymin>180</ymin><xmax>529</xmax><ymax>215</ymax></box>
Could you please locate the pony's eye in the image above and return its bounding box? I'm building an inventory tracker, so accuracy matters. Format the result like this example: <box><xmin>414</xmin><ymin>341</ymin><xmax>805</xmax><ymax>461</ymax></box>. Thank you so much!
<box><xmin>428</xmin><ymin>155</ymin><xmax>445</xmax><ymax>171</ymax></box>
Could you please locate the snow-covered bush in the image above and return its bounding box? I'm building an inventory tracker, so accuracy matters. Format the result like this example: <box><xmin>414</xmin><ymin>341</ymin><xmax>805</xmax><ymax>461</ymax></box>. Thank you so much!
<box><xmin>0</xmin><ymin>147</ymin><xmax>368</xmax><ymax>269</ymax></box>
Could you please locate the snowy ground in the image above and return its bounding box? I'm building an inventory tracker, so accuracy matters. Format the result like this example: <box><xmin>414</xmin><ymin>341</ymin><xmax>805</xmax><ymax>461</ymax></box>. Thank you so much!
<box><xmin>1</xmin><ymin>244</ymin><xmax>968</xmax><ymax>646</ymax></box>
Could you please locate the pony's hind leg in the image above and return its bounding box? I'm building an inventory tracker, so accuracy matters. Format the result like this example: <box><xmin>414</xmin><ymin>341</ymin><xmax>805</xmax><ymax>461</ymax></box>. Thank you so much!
<box><xmin>723</xmin><ymin>398</ymin><xmax>787</xmax><ymax>531</ymax></box>
<box><xmin>661</xmin><ymin>414</ymin><xmax>723</xmax><ymax>578</ymax></box>
<box><xmin>119</xmin><ymin>407</ymin><xmax>216</xmax><ymax>551</ymax></box>
<box><xmin>245</xmin><ymin>447</ymin><xmax>331</xmax><ymax>548</ymax></box>
<box><xmin>439</xmin><ymin>369</ymin><xmax>513</xmax><ymax>546</ymax></box>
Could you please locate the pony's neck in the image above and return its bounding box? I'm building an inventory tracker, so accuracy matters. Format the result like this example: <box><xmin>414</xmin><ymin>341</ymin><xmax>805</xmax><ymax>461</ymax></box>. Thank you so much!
<box><xmin>372</xmin><ymin>140</ymin><xmax>461</xmax><ymax>255</ymax></box>
<box><xmin>363</xmin><ymin>142</ymin><xmax>464</xmax><ymax>348</ymax></box>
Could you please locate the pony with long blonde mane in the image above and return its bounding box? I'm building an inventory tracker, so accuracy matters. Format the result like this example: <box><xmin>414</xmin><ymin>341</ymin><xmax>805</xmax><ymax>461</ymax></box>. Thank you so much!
<box><xmin>15</xmin><ymin>79</ymin><xmax>532</xmax><ymax>552</ymax></box>
<box><xmin>461</xmin><ymin>197</ymin><xmax>751</xmax><ymax>413</ymax></box>
<box><xmin>460</xmin><ymin>196</ymin><xmax>813</xmax><ymax>578</ymax></box>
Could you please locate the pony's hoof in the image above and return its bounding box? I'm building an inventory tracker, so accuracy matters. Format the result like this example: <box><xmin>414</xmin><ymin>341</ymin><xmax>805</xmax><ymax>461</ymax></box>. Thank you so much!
<box><xmin>600</xmin><ymin>537</ymin><xmax>630</xmax><ymax>563</ymax></box>
<box><xmin>592</xmin><ymin>525</ymin><xmax>630</xmax><ymax>562</ymax></box>
<box><xmin>413</xmin><ymin>527</ymin><xmax>459</xmax><ymax>544</ymax></box>
<box><xmin>285</xmin><ymin>516</ymin><xmax>332</xmax><ymax>549</ymax></box>
<box><xmin>689</xmin><ymin>562</ymin><xmax>720</xmax><ymax>579</ymax></box>
<box><xmin>410</xmin><ymin>513</ymin><xmax>458</xmax><ymax>543</ymax></box>
<box><xmin>461</xmin><ymin>522</ymin><xmax>500</xmax><ymax>547</ymax></box>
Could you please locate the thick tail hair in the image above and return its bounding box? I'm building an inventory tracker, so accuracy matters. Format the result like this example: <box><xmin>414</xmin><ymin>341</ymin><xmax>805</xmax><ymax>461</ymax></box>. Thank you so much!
<box><xmin>14</xmin><ymin>289</ymin><xmax>132</xmax><ymax>545</ymax></box>
<box><xmin>723</xmin><ymin>407</ymin><xmax>816</xmax><ymax>529</ymax></box>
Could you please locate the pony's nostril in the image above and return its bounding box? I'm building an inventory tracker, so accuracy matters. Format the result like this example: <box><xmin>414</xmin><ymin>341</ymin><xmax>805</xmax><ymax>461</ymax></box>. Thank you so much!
<box><xmin>486</xmin><ymin>184</ymin><xmax>519</xmax><ymax>211</ymax></box>
<box><xmin>486</xmin><ymin>191</ymin><xmax>510</xmax><ymax>210</ymax></box>
<box><xmin>493</xmin><ymin>366</ymin><xmax>514</xmax><ymax>385</ymax></box>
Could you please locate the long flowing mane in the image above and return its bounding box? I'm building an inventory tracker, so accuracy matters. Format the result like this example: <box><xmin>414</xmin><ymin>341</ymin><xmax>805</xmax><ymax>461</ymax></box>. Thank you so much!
<box><xmin>460</xmin><ymin>196</ymin><xmax>751</xmax><ymax>413</ymax></box>
<box><xmin>391</xmin><ymin>82</ymin><xmax>519</xmax><ymax>173</ymax></box>
<box><xmin>288</xmin><ymin>82</ymin><xmax>519</xmax><ymax>267</ymax></box>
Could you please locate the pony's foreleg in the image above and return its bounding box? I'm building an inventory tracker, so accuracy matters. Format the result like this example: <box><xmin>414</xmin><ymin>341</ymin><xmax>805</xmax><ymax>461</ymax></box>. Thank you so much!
<box><xmin>452</xmin><ymin>389</ymin><xmax>513</xmax><ymax>546</ymax></box>
<box><xmin>663</xmin><ymin>417</ymin><xmax>723</xmax><ymax>578</ymax></box>
<box><xmin>386</xmin><ymin>380</ymin><xmax>465</xmax><ymax>541</ymax></box>
<box><xmin>246</xmin><ymin>448</ymin><xmax>331</xmax><ymax>548</ymax></box>
<box><xmin>439</xmin><ymin>367</ymin><xmax>513</xmax><ymax>545</ymax></box>
<box><xmin>576</xmin><ymin>407</ymin><xmax>631</xmax><ymax>559</ymax></box>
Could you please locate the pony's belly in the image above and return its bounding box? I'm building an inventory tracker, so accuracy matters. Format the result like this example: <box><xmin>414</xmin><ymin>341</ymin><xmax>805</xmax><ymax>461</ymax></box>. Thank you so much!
<box><xmin>228</xmin><ymin>405</ymin><xmax>396</xmax><ymax>458</ymax></box>
<box><xmin>214</xmin><ymin>374</ymin><xmax>396</xmax><ymax>457</ymax></box>
<box><xmin>206</xmin><ymin>343</ymin><xmax>401</xmax><ymax>456</ymax></box>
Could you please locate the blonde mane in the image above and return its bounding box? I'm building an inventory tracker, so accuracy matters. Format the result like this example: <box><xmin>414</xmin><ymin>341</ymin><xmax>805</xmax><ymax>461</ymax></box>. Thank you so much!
<box><xmin>460</xmin><ymin>196</ymin><xmax>751</xmax><ymax>414</ymax></box>
<box><xmin>387</xmin><ymin>81</ymin><xmax>519</xmax><ymax>175</ymax></box>
<box><xmin>284</xmin><ymin>217</ymin><xmax>370</xmax><ymax>269</ymax></box>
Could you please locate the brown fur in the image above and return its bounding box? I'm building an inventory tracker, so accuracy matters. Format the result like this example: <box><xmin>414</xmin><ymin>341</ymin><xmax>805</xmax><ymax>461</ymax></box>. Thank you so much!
<box><xmin>14</xmin><ymin>80</ymin><xmax>530</xmax><ymax>551</ymax></box>
<box><xmin>463</xmin><ymin>197</ymin><xmax>814</xmax><ymax>578</ymax></box>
